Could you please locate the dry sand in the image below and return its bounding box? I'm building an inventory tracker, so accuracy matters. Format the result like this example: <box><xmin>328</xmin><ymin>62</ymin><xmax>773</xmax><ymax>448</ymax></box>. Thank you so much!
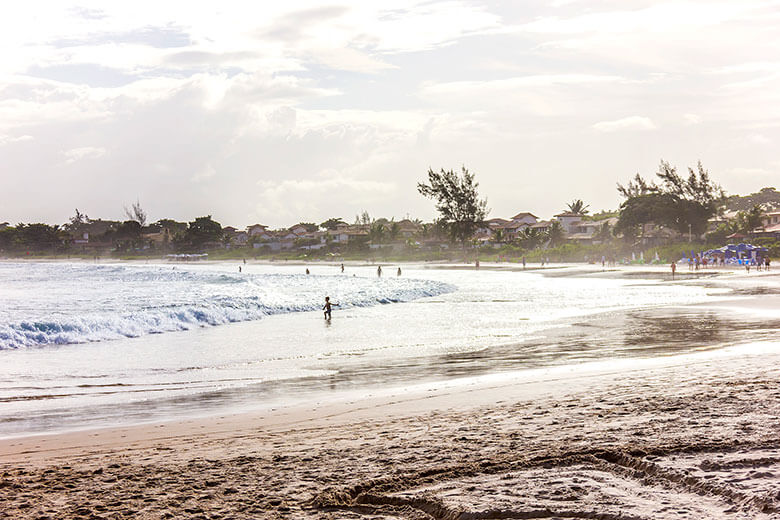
<box><xmin>2</xmin><ymin>268</ymin><xmax>780</xmax><ymax>519</ymax></box>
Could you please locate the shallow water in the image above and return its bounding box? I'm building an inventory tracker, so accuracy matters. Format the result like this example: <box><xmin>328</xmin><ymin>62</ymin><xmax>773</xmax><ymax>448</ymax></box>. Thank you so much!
<box><xmin>0</xmin><ymin>261</ymin><xmax>757</xmax><ymax>437</ymax></box>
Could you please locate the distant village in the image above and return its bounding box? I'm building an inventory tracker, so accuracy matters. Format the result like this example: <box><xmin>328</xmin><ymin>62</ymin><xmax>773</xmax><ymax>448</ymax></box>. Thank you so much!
<box><xmin>2</xmin><ymin>187</ymin><xmax>780</xmax><ymax>259</ymax></box>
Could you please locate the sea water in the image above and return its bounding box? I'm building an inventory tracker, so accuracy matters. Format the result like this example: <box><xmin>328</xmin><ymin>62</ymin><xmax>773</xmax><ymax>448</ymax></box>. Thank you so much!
<box><xmin>0</xmin><ymin>261</ymin><xmax>745</xmax><ymax>436</ymax></box>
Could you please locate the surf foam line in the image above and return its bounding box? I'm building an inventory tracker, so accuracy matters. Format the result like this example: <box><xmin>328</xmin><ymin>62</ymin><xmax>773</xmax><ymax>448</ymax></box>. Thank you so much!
<box><xmin>0</xmin><ymin>280</ymin><xmax>455</xmax><ymax>350</ymax></box>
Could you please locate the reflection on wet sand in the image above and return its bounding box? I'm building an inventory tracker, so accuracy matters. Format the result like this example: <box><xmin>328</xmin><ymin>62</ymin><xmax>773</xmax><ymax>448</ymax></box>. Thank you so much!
<box><xmin>6</xmin><ymin>302</ymin><xmax>779</xmax><ymax>438</ymax></box>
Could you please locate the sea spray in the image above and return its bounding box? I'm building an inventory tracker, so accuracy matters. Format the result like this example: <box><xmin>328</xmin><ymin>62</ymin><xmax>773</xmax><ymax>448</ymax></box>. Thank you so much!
<box><xmin>0</xmin><ymin>263</ymin><xmax>455</xmax><ymax>349</ymax></box>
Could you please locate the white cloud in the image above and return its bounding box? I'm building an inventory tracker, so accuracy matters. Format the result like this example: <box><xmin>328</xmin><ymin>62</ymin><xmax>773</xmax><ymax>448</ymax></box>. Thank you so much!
<box><xmin>592</xmin><ymin>116</ymin><xmax>657</xmax><ymax>133</ymax></box>
<box><xmin>683</xmin><ymin>113</ymin><xmax>702</xmax><ymax>125</ymax></box>
<box><xmin>254</xmin><ymin>175</ymin><xmax>396</xmax><ymax>223</ymax></box>
<box><xmin>62</xmin><ymin>146</ymin><xmax>107</xmax><ymax>163</ymax></box>
<box><xmin>0</xmin><ymin>134</ymin><xmax>33</xmax><ymax>146</ymax></box>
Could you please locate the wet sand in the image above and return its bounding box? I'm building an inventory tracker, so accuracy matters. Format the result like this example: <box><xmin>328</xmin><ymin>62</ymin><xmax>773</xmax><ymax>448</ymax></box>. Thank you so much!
<box><xmin>2</xmin><ymin>267</ymin><xmax>780</xmax><ymax>519</ymax></box>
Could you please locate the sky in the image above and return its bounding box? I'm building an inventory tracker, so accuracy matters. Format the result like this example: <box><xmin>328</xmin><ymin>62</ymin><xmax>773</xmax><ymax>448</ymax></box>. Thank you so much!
<box><xmin>2</xmin><ymin>0</ymin><xmax>780</xmax><ymax>228</ymax></box>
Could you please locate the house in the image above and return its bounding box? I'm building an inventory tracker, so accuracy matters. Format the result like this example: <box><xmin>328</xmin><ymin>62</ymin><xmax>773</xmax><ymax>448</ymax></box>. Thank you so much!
<box><xmin>530</xmin><ymin>221</ymin><xmax>551</xmax><ymax>234</ymax></box>
<box><xmin>396</xmin><ymin>219</ymin><xmax>422</xmax><ymax>238</ymax></box>
<box><xmin>246</xmin><ymin>224</ymin><xmax>268</xmax><ymax>236</ymax></box>
<box><xmin>762</xmin><ymin>211</ymin><xmax>780</xmax><ymax>227</ymax></box>
<box><xmin>553</xmin><ymin>212</ymin><xmax>583</xmax><ymax>234</ymax></box>
<box><xmin>233</xmin><ymin>231</ymin><xmax>249</xmax><ymax>245</ymax></box>
<box><xmin>510</xmin><ymin>212</ymin><xmax>538</xmax><ymax>226</ymax></box>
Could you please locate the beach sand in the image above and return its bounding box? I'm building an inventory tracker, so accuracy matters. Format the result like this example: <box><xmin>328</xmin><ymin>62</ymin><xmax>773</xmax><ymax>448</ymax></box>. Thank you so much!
<box><xmin>2</xmin><ymin>268</ymin><xmax>780</xmax><ymax>519</ymax></box>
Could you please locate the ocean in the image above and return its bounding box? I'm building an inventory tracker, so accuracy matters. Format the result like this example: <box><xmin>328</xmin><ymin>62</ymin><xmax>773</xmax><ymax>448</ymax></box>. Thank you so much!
<box><xmin>0</xmin><ymin>261</ymin><xmax>746</xmax><ymax>437</ymax></box>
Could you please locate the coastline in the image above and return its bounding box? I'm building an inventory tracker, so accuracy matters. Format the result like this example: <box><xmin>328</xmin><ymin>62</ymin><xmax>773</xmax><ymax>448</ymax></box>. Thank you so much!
<box><xmin>2</xmin><ymin>264</ymin><xmax>780</xmax><ymax>518</ymax></box>
<box><xmin>2</xmin><ymin>338</ymin><xmax>780</xmax><ymax>518</ymax></box>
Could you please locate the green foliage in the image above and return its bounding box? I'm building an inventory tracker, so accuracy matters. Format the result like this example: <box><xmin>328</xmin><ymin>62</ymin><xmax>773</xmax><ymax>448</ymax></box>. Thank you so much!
<box><xmin>297</xmin><ymin>222</ymin><xmax>319</xmax><ymax>232</ymax></box>
<box><xmin>724</xmin><ymin>187</ymin><xmax>780</xmax><ymax>212</ymax></box>
<box><xmin>320</xmin><ymin>218</ymin><xmax>346</xmax><ymax>230</ymax></box>
<box><xmin>581</xmin><ymin>210</ymin><xmax>618</xmax><ymax>221</ymax></box>
<box><xmin>616</xmin><ymin>161</ymin><xmax>725</xmax><ymax>240</ymax></box>
<box><xmin>547</xmin><ymin>220</ymin><xmax>565</xmax><ymax>246</ymax></box>
<box><xmin>183</xmin><ymin>215</ymin><xmax>223</xmax><ymax>250</ymax></box>
<box><xmin>566</xmin><ymin>199</ymin><xmax>590</xmax><ymax>215</ymax></box>
<box><xmin>417</xmin><ymin>166</ymin><xmax>488</xmax><ymax>246</ymax></box>
<box><xmin>517</xmin><ymin>227</ymin><xmax>544</xmax><ymax>249</ymax></box>
<box><xmin>12</xmin><ymin>223</ymin><xmax>68</xmax><ymax>251</ymax></box>
<box><xmin>369</xmin><ymin>222</ymin><xmax>386</xmax><ymax>244</ymax></box>
<box><xmin>735</xmin><ymin>204</ymin><xmax>765</xmax><ymax>233</ymax></box>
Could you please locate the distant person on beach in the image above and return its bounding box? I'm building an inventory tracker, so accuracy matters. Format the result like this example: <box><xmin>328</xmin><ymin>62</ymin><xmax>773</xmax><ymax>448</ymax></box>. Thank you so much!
<box><xmin>522</xmin><ymin>256</ymin><xmax>526</xmax><ymax>269</ymax></box>
<box><xmin>341</xmin><ymin>263</ymin><xmax>344</xmax><ymax>273</ymax></box>
<box><xmin>238</xmin><ymin>266</ymin><xmax>242</xmax><ymax>273</ymax></box>
<box><xmin>397</xmin><ymin>267</ymin><xmax>402</xmax><ymax>276</ymax></box>
<box><xmin>377</xmin><ymin>265</ymin><xmax>382</xmax><ymax>277</ymax></box>
<box><xmin>306</xmin><ymin>268</ymin><xmax>310</xmax><ymax>275</ymax></box>
<box><xmin>766</xmin><ymin>258</ymin><xmax>771</xmax><ymax>270</ymax></box>
<box><xmin>671</xmin><ymin>261</ymin><xmax>676</xmax><ymax>279</ymax></box>
<box><xmin>323</xmin><ymin>296</ymin><xmax>338</xmax><ymax>319</ymax></box>
<box><xmin>475</xmin><ymin>259</ymin><xmax>480</xmax><ymax>269</ymax></box>
<box><xmin>243</xmin><ymin>258</ymin><xmax>246</xmax><ymax>265</ymax></box>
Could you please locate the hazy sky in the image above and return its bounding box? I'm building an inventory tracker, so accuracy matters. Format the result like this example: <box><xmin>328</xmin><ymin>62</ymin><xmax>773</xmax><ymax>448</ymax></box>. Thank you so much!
<box><xmin>2</xmin><ymin>1</ymin><xmax>779</xmax><ymax>228</ymax></box>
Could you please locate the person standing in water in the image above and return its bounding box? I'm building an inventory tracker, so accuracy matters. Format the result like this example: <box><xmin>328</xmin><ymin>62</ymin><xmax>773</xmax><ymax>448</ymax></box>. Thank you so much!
<box><xmin>341</xmin><ymin>263</ymin><xmax>344</xmax><ymax>273</ymax></box>
<box><xmin>323</xmin><ymin>296</ymin><xmax>338</xmax><ymax>319</ymax></box>
<box><xmin>671</xmin><ymin>261</ymin><xmax>676</xmax><ymax>279</ymax></box>
<box><xmin>397</xmin><ymin>267</ymin><xmax>402</xmax><ymax>276</ymax></box>
<box><xmin>377</xmin><ymin>265</ymin><xmax>382</xmax><ymax>277</ymax></box>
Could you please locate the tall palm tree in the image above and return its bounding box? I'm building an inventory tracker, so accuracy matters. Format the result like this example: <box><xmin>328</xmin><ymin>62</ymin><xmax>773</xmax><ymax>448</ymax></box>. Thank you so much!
<box><xmin>566</xmin><ymin>199</ymin><xmax>590</xmax><ymax>215</ymax></box>
<box><xmin>547</xmin><ymin>221</ymin><xmax>565</xmax><ymax>246</ymax></box>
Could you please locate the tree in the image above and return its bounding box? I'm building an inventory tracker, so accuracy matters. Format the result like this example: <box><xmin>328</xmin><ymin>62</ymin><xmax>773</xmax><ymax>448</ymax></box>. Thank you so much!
<box><xmin>14</xmin><ymin>223</ymin><xmax>68</xmax><ymax>251</ymax></box>
<box><xmin>517</xmin><ymin>227</ymin><xmax>543</xmax><ymax>249</ymax></box>
<box><xmin>388</xmin><ymin>221</ymin><xmax>401</xmax><ymax>241</ymax></box>
<box><xmin>124</xmin><ymin>199</ymin><xmax>147</xmax><ymax>227</ymax></box>
<box><xmin>296</xmin><ymin>222</ymin><xmax>319</xmax><ymax>232</ymax></box>
<box><xmin>369</xmin><ymin>222</ymin><xmax>386</xmax><ymax>244</ymax></box>
<box><xmin>417</xmin><ymin>166</ymin><xmax>488</xmax><ymax>248</ymax></box>
<box><xmin>594</xmin><ymin>221</ymin><xmax>614</xmax><ymax>242</ymax></box>
<box><xmin>735</xmin><ymin>204</ymin><xmax>765</xmax><ymax>234</ymax></box>
<box><xmin>547</xmin><ymin>220</ymin><xmax>565</xmax><ymax>246</ymax></box>
<box><xmin>320</xmin><ymin>218</ymin><xmax>346</xmax><ymax>230</ymax></box>
<box><xmin>184</xmin><ymin>216</ymin><xmax>223</xmax><ymax>250</ymax></box>
<box><xmin>65</xmin><ymin>209</ymin><xmax>90</xmax><ymax>231</ymax></box>
<box><xmin>616</xmin><ymin>161</ymin><xmax>725</xmax><ymax>240</ymax></box>
<box><xmin>566</xmin><ymin>199</ymin><xmax>590</xmax><ymax>215</ymax></box>
<box><xmin>492</xmin><ymin>228</ymin><xmax>506</xmax><ymax>244</ymax></box>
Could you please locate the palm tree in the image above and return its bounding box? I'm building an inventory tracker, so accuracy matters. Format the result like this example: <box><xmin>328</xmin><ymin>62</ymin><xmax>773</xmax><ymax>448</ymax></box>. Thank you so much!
<box><xmin>547</xmin><ymin>221</ymin><xmax>565</xmax><ymax>246</ymax></box>
<box><xmin>518</xmin><ymin>227</ymin><xmax>542</xmax><ymax>249</ymax></box>
<box><xmin>566</xmin><ymin>199</ymin><xmax>590</xmax><ymax>215</ymax></box>
<box><xmin>493</xmin><ymin>228</ymin><xmax>505</xmax><ymax>244</ymax></box>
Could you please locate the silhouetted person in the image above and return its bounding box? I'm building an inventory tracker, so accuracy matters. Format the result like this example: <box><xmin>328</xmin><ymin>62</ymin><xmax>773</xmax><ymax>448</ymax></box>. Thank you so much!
<box><xmin>323</xmin><ymin>296</ymin><xmax>338</xmax><ymax>319</ymax></box>
<box><xmin>377</xmin><ymin>265</ymin><xmax>382</xmax><ymax>277</ymax></box>
<box><xmin>671</xmin><ymin>261</ymin><xmax>676</xmax><ymax>279</ymax></box>
<box><xmin>397</xmin><ymin>267</ymin><xmax>402</xmax><ymax>276</ymax></box>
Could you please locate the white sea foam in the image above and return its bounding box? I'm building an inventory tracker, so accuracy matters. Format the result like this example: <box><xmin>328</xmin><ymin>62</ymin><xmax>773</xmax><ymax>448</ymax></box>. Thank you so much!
<box><xmin>0</xmin><ymin>263</ymin><xmax>454</xmax><ymax>349</ymax></box>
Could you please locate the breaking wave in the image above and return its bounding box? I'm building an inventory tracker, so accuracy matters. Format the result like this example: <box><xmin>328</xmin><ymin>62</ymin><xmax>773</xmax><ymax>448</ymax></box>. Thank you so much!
<box><xmin>0</xmin><ymin>263</ymin><xmax>455</xmax><ymax>349</ymax></box>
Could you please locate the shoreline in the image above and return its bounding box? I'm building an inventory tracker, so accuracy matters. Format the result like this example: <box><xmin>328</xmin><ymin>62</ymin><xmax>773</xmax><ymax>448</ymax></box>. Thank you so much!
<box><xmin>2</xmin><ymin>339</ymin><xmax>780</xmax><ymax>518</ymax></box>
<box><xmin>2</xmin><ymin>264</ymin><xmax>780</xmax><ymax>518</ymax></box>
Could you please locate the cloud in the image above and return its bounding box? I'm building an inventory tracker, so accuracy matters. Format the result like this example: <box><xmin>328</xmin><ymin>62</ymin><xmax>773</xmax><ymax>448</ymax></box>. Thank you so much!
<box><xmin>683</xmin><ymin>113</ymin><xmax>702</xmax><ymax>125</ymax></box>
<box><xmin>254</xmin><ymin>175</ymin><xmax>396</xmax><ymax>223</ymax></box>
<box><xmin>63</xmin><ymin>146</ymin><xmax>107</xmax><ymax>163</ymax></box>
<box><xmin>592</xmin><ymin>116</ymin><xmax>657</xmax><ymax>133</ymax></box>
<box><xmin>0</xmin><ymin>134</ymin><xmax>33</xmax><ymax>146</ymax></box>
